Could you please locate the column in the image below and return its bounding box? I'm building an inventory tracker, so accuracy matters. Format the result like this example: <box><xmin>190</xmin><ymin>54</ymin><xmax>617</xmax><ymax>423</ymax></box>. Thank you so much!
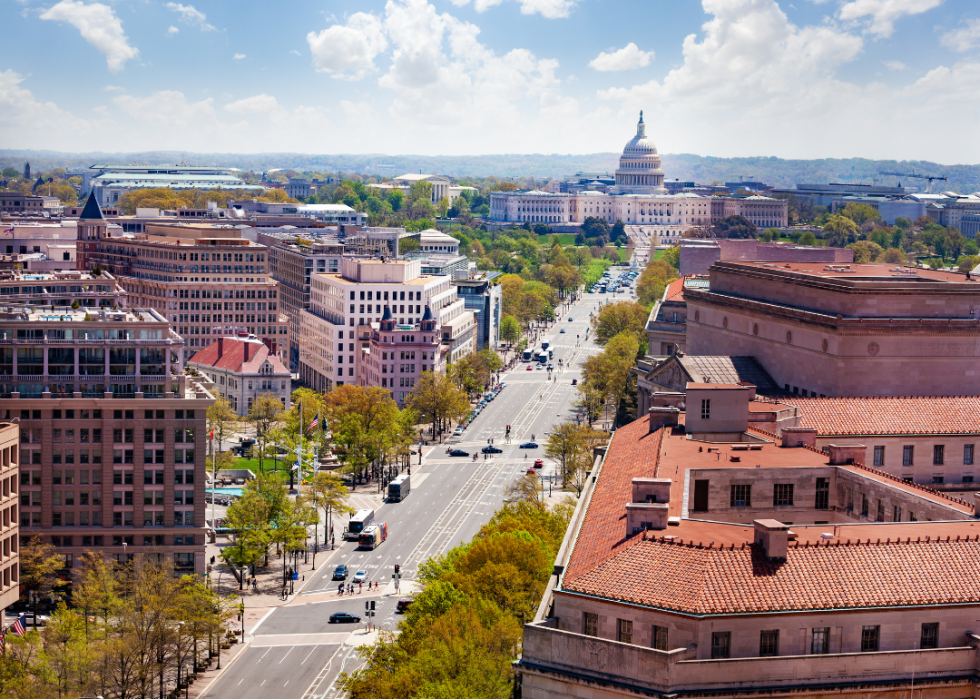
<box><xmin>11</xmin><ymin>346</ymin><xmax>16</xmax><ymax>377</ymax></box>
<box><xmin>134</xmin><ymin>347</ymin><xmax>140</xmax><ymax>392</ymax></box>
<box><xmin>73</xmin><ymin>345</ymin><xmax>79</xmax><ymax>377</ymax></box>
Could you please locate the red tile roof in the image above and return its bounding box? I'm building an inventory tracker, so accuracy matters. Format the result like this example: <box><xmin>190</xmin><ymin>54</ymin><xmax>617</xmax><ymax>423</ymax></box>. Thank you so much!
<box><xmin>561</xmin><ymin>413</ymin><xmax>980</xmax><ymax>614</ymax></box>
<box><xmin>783</xmin><ymin>396</ymin><xmax>980</xmax><ymax>435</ymax></box>
<box><xmin>188</xmin><ymin>338</ymin><xmax>287</xmax><ymax>374</ymax></box>
<box><xmin>563</xmin><ymin>534</ymin><xmax>980</xmax><ymax>614</ymax></box>
<box><xmin>664</xmin><ymin>277</ymin><xmax>686</xmax><ymax>303</ymax></box>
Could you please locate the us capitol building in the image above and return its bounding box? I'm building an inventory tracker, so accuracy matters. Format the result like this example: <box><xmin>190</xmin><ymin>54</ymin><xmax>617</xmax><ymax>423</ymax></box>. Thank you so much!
<box><xmin>488</xmin><ymin>112</ymin><xmax>787</xmax><ymax>242</ymax></box>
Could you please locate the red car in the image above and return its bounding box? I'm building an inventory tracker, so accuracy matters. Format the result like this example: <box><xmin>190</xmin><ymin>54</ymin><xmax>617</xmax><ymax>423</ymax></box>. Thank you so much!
<box><xmin>533</xmin><ymin>459</ymin><xmax>544</xmax><ymax>469</ymax></box>
<box><xmin>526</xmin><ymin>365</ymin><xmax>532</xmax><ymax>371</ymax></box>
<box><xmin>526</xmin><ymin>467</ymin><xmax>536</xmax><ymax>474</ymax></box>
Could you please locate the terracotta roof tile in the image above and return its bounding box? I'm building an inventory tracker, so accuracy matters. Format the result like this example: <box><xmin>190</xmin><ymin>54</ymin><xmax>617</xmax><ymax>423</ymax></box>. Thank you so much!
<box><xmin>188</xmin><ymin>338</ymin><xmax>286</xmax><ymax>374</ymax></box>
<box><xmin>784</xmin><ymin>396</ymin><xmax>980</xmax><ymax>435</ymax></box>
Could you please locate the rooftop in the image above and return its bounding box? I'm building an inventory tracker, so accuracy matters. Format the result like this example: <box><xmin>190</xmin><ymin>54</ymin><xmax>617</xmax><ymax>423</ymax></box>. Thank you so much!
<box><xmin>189</xmin><ymin>337</ymin><xmax>288</xmax><ymax>374</ymax></box>
<box><xmin>724</xmin><ymin>261</ymin><xmax>976</xmax><ymax>284</ymax></box>
<box><xmin>0</xmin><ymin>305</ymin><xmax>166</xmax><ymax>324</ymax></box>
<box><xmin>782</xmin><ymin>395</ymin><xmax>980</xmax><ymax>435</ymax></box>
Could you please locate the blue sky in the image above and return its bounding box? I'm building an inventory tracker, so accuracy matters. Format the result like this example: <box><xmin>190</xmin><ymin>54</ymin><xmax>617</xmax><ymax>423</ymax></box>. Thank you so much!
<box><xmin>3</xmin><ymin>0</ymin><xmax>980</xmax><ymax>162</ymax></box>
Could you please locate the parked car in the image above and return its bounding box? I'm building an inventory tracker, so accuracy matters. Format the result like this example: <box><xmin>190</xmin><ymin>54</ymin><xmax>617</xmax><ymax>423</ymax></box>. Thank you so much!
<box><xmin>24</xmin><ymin>612</ymin><xmax>50</xmax><ymax>627</ymax></box>
<box><xmin>533</xmin><ymin>459</ymin><xmax>544</xmax><ymax>468</ymax></box>
<box><xmin>568</xmin><ymin>317</ymin><xmax>573</xmax><ymax>322</ymax></box>
<box><xmin>571</xmin><ymin>379</ymin><xmax>578</xmax><ymax>385</ymax></box>
<box><xmin>329</xmin><ymin>612</ymin><xmax>361</xmax><ymax>624</ymax></box>
<box><xmin>449</xmin><ymin>449</ymin><xmax>470</xmax><ymax>457</ymax></box>
<box><xmin>453</xmin><ymin>426</ymin><xmax>464</xmax><ymax>436</ymax></box>
<box><xmin>482</xmin><ymin>445</ymin><xmax>502</xmax><ymax>454</ymax></box>
<box><xmin>560</xmin><ymin>328</ymin><xmax>565</xmax><ymax>333</ymax></box>
<box><xmin>520</xmin><ymin>441</ymin><xmax>538</xmax><ymax>449</ymax></box>
<box><xmin>332</xmin><ymin>564</ymin><xmax>349</xmax><ymax>581</ymax></box>
<box><xmin>353</xmin><ymin>570</ymin><xmax>369</xmax><ymax>584</ymax></box>
<box><xmin>396</xmin><ymin>598</ymin><xmax>415</xmax><ymax>613</ymax></box>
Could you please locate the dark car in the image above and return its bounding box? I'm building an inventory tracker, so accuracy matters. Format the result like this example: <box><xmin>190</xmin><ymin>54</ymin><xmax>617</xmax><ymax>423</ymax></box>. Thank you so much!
<box><xmin>332</xmin><ymin>564</ymin><xmax>349</xmax><ymax>581</ymax></box>
<box><xmin>449</xmin><ymin>449</ymin><xmax>470</xmax><ymax>457</ymax></box>
<box><xmin>519</xmin><ymin>442</ymin><xmax>538</xmax><ymax>449</ymax></box>
<box><xmin>329</xmin><ymin>612</ymin><xmax>361</xmax><ymax>624</ymax></box>
<box><xmin>482</xmin><ymin>445</ymin><xmax>502</xmax><ymax>454</ymax></box>
<box><xmin>571</xmin><ymin>379</ymin><xmax>578</xmax><ymax>385</ymax></box>
<box><xmin>396</xmin><ymin>598</ymin><xmax>415</xmax><ymax>613</ymax></box>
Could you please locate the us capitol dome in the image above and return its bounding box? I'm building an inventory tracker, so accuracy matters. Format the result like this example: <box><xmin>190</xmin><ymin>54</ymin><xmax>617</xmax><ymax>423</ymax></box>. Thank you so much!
<box><xmin>614</xmin><ymin>111</ymin><xmax>666</xmax><ymax>194</ymax></box>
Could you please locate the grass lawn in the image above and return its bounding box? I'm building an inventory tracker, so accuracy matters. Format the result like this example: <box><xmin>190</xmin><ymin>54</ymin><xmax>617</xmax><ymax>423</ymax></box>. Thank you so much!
<box><xmin>654</xmin><ymin>249</ymin><xmax>665</xmax><ymax>260</ymax></box>
<box><xmin>582</xmin><ymin>258</ymin><xmax>612</xmax><ymax>287</ymax></box>
<box><xmin>218</xmin><ymin>456</ymin><xmax>291</xmax><ymax>475</ymax></box>
<box><xmin>539</xmin><ymin>233</ymin><xmax>578</xmax><ymax>246</ymax></box>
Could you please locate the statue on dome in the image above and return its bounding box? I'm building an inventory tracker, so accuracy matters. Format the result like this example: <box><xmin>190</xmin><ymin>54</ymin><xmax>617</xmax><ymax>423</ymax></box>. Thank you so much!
<box><xmin>639</xmin><ymin>110</ymin><xmax>643</xmax><ymax>123</ymax></box>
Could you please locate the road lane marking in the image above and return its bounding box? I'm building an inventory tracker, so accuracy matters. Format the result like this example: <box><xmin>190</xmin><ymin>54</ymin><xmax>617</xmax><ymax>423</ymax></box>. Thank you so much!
<box><xmin>279</xmin><ymin>646</ymin><xmax>294</xmax><ymax>663</ymax></box>
<box><xmin>302</xmin><ymin>647</ymin><xmax>317</xmax><ymax>664</ymax></box>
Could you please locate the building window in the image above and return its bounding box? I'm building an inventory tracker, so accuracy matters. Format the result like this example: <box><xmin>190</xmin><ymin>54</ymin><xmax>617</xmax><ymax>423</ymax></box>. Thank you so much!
<box><xmin>873</xmin><ymin>446</ymin><xmax>885</xmax><ymax>467</ymax></box>
<box><xmin>815</xmin><ymin>477</ymin><xmax>829</xmax><ymax>510</ymax></box>
<box><xmin>730</xmin><ymin>485</ymin><xmax>751</xmax><ymax>507</ymax></box>
<box><xmin>876</xmin><ymin>500</ymin><xmax>884</xmax><ymax>522</ymax></box>
<box><xmin>652</xmin><ymin>625</ymin><xmax>668</xmax><ymax>651</ymax></box>
<box><xmin>861</xmin><ymin>493</ymin><xmax>869</xmax><ymax>516</ymax></box>
<box><xmin>811</xmin><ymin>627</ymin><xmax>829</xmax><ymax>655</ymax></box>
<box><xmin>933</xmin><ymin>445</ymin><xmax>945</xmax><ymax>466</ymax></box>
<box><xmin>711</xmin><ymin>632</ymin><xmax>731</xmax><ymax>659</ymax></box>
<box><xmin>617</xmin><ymin>619</ymin><xmax>633</xmax><ymax>644</ymax></box>
<box><xmin>932</xmin><ymin>475</ymin><xmax>944</xmax><ymax>484</ymax></box>
<box><xmin>903</xmin><ymin>445</ymin><xmax>914</xmax><ymax>466</ymax></box>
<box><xmin>920</xmin><ymin>623</ymin><xmax>938</xmax><ymax>650</ymax></box>
<box><xmin>773</xmin><ymin>484</ymin><xmax>794</xmax><ymax>506</ymax></box>
<box><xmin>700</xmin><ymin>399</ymin><xmax>710</xmax><ymax>419</ymax></box>
<box><xmin>759</xmin><ymin>630</ymin><xmax>779</xmax><ymax>657</ymax></box>
<box><xmin>861</xmin><ymin>626</ymin><xmax>880</xmax><ymax>652</ymax></box>
<box><xmin>893</xmin><ymin>506</ymin><xmax>902</xmax><ymax>521</ymax></box>
<box><xmin>583</xmin><ymin>612</ymin><xmax>597</xmax><ymax>637</ymax></box>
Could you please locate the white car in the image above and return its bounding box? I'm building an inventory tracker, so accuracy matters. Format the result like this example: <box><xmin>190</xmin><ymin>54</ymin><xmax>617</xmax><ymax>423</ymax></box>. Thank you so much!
<box><xmin>453</xmin><ymin>426</ymin><xmax>464</xmax><ymax>436</ymax></box>
<box><xmin>353</xmin><ymin>570</ymin><xmax>369</xmax><ymax>584</ymax></box>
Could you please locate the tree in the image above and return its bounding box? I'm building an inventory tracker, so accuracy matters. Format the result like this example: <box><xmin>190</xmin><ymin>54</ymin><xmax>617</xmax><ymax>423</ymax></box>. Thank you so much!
<box><xmin>661</xmin><ymin>245</ymin><xmax>680</xmax><ymax>270</ymax></box>
<box><xmin>957</xmin><ymin>255</ymin><xmax>980</xmax><ymax>273</ymax></box>
<box><xmin>711</xmin><ymin>215</ymin><xmax>757</xmax><ymax>239</ymax></box>
<box><xmin>19</xmin><ymin>536</ymin><xmax>66</xmax><ymax>618</ymax></box>
<box><xmin>846</xmin><ymin>240</ymin><xmax>884</xmax><ymax>263</ymax></box>
<box><xmin>636</xmin><ymin>259</ymin><xmax>677</xmax><ymax>308</ymax></box>
<box><xmin>246</xmin><ymin>392</ymin><xmax>283</xmax><ymax>474</ymax></box>
<box><xmin>822</xmin><ymin>214</ymin><xmax>860</xmax><ymax>248</ymax></box>
<box><xmin>839</xmin><ymin>202</ymin><xmax>881</xmax><ymax>226</ymax></box>
<box><xmin>500</xmin><ymin>315</ymin><xmax>520</xmax><ymax>345</ymax></box>
<box><xmin>221</xmin><ymin>487</ymin><xmax>272</xmax><ymax>587</ymax></box>
<box><xmin>206</xmin><ymin>396</ymin><xmax>239</xmax><ymax>455</ymax></box>
<box><xmin>545</xmin><ymin>423</ymin><xmax>582</xmax><ymax>489</ymax></box>
<box><xmin>309</xmin><ymin>472</ymin><xmax>353</xmax><ymax>552</ymax></box>
<box><xmin>610</xmin><ymin>220</ymin><xmax>628</xmax><ymax>244</ymax></box>
<box><xmin>436</xmin><ymin>196</ymin><xmax>450</xmax><ymax>217</ymax></box>
<box><xmin>406</xmin><ymin>371</ymin><xmax>469</xmax><ymax>441</ymax></box>
<box><xmin>591</xmin><ymin>301</ymin><xmax>647</xmax><ymax>346</ymax></box>
<box><xmin>1</xmin><ymin>167</ymin><xmax>18</xmax><ymax>179</ymax></box>
<box><xmin>504</xmin><ymin>472</ymin><xmax>543</xmax><ymax>507</ymax></box>
<box><xmin>798</xmin><ymin>231</ymin><xmax>817</xmax><ymax>246</ymax></box>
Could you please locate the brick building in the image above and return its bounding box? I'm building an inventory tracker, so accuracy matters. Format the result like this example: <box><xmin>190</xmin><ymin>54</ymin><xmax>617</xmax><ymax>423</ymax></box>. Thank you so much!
<box><xmin>0</xmin><ymin>423</ymin><xmax>19</xmax><ymax>609</ymax></box>
<box><xmin>678</xmin><ymin>239</ymin><xmax>854</xmax><ymax>276</ymax></box>
<box><xmin>76</xmin><ymin>200</ymin><xmax>288</xmax><ymax>362</ymax></box>
<box><xmin>685</xmin><ymin>261</ymin><xmax>980</xmax><ymax>396</ymax></box>
<box><xmin>519</xmin><ymin>383</ymin><xmax>980</xmax><ymax>699</ymax></box>
<box><xmin>189</xmin><ymin>336</ymin><xmax>291</xmax><ymax>416</ymax></box>
<box><xmin>1</xmin><ymin>305</ymin><xmax>211</xmax><ymax>576</ymax></box>
<box><xmin>358</xmin><ymin>305</ymin><xmax>444</xmax><ymax>407</ymax></box>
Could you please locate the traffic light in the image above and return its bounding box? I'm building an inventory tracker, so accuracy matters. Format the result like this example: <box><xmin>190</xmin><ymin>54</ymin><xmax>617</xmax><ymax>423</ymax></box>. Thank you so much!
<box><xmin>394</xmin><ymin>564</ymin><xmax>400</xmax><ymax>576</ymax></box>
<box><xmin>370</xmin><ymin>600</ymin><xmax>376</xmax><ymax>611</ymax></box>
<box><xmin>365</xmin><ymin>601</ymin><xmax>369</xmax><ymax>612</ymax></box>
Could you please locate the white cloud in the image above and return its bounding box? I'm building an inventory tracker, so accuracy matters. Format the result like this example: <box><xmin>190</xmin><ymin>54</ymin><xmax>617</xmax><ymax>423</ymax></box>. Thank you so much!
<box><xmin>941</xmin><ymin>17</ymin><xmax>980</xmax><ymax>52</ymax></box>
<box><xmin>165</xmin><ymin>3</ymin><xmax>215</xmax><ymax>31</ymax></box>
<box><xmin>307</xmin><ymin>12</ymin><xmax>387</xmax><ymax>79</ymax></box>
<box><xmin>233</xmin><ymin>53</ymin><xmax>246</xmax><ymax>60</ymax></box>
<box><xmin>884</xmin><ymin>59</ymin><xmax>906</xmax><ymax>69</ymax></box>
<box><xmin>289</xmin><ymin>49</ymin><xmax>301</xmax><ymax>56</ymax></box>
<box><xmin>39</xmin><ymin>0</ymin><xmax>139</xmax><ymax>73</ymax></box>
<box><xmin>103</xmin><ymin>84</ymin><xmax>124</xmax><ymax>92</ymax></box>
<box><xmin>589</xmin><ymin>43</ymin><xmax>654</xmax><ymax>71</ymax></box>
<box><xmin>838</xmin><ymin>0</ymin><xmax>944</xmax><ymax>38</ymax></box>
<box><xmin>452</xmin><ymin>0</ymin><xmax>580</xmax><ymax>19</ymax></box>
<box><xmin>224</xmin><ymin>94</ymin><xmax>281</xmax><ymax>114</ymax></box>
<box><xmin>0</xmin><ymin>69</ymin><xmax>109</xmax><ymax>148</ymax></box>
<box><xmin>167</xmin><ymin>26</ymin><xmax>179</xmax><ymax>35</ymax></box>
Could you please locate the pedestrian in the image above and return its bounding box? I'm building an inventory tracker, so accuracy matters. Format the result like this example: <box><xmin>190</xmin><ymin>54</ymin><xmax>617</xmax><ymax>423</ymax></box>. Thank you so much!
<box><xmin>359</xmin><ymin>582</ymin><xmax>363</xmax><ymax>593</ymax></box>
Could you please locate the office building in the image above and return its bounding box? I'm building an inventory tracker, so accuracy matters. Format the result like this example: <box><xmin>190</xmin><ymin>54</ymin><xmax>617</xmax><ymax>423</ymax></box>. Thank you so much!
<box><xmin>358</xmin><ymin>305</ymin><xmax>444</xmax><ymax>407</ymax></box>
<box><xmin>0</xmin><ymin>422</ymin><xmax>19</xmax><ymax>609</ymax></box>
<box><xmin>0</xmin><ymin>193</ymin><xmax>60</xmax><ymax>217</ymax></box>
<box><xmin>0</xmin><ymin>270</ymin><xmax>127</xmax><ymax>309</ymax></box>
<box><xmin>77</xmin><ymin>198</ymin><xmax>288</xmax><ymax>361</ymax></box>
<box><xmin>453</xmin><ymin>272</ymin><xmax>501</xmax><ymax>351</ymax></box>
<box><xmin>87</xmin><ymin>164</ymin><xmax>264</xmax><ymax>206</ymax></box>
<box><xmin>300</xmin><ymin>258</ymin><xmax>475</xmax><ymax>392</ymax></box>
<box><xmin>1</xmin><ymin>304</ymin><xmax>211</xmax><ymax>576</ymax></box>
<box><xmin>520</xmin><ymin>384</ymin><xmax>980</xmax><ymax>699</ymax></box>
<box><xmin>188</xmin><ymin>336</ymin><xmax>291</xmax><ymax>416</ymax></box>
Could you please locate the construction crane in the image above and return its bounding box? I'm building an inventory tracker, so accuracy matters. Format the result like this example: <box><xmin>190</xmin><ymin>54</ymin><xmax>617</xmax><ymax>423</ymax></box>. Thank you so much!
<box><xmin>878</xmin><ymin>169</ymin><xmax>948</xmax><ymax>193</ymax></box>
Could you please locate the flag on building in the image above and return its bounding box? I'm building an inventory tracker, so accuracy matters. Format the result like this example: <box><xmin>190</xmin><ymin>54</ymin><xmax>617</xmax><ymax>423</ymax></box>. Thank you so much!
<box><xmin>2</xmin><ymin>227</ymin><xmax>12</xmax><ymax>236</ymax></box>
<box><xmin>209</xmin><ymin>428</ymin><xmax>214</xmax><ymax>440</ymax></box>
<box><xmin>11</xmin><ymin>616</ymin><xmax>25</xmax><ymax>636</ymax></box>
<box><xmin>0</xmin><ymin>627</ymin><xmax>6</xmax><ymax>653</ymax></box>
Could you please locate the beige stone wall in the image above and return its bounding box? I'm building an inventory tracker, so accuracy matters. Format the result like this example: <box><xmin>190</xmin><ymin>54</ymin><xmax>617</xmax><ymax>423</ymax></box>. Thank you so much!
<box><xmin>813</xmin><ymin>434</ymin><xmax>979</xmax><ymax>486</ymax></box>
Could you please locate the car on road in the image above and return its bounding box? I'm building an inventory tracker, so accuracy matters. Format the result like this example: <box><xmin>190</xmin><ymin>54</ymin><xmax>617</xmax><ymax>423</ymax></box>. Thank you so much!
<box><xmin>534</xmin><ymin>459</ymin><xmax>544</xmax><ymax>468</ymax></box>
<box><xmin>449</xmin><ymin>449</ymin><xmax>470</xmax><ymax>457</ymax></box>
<box><xmin>568</xmin><ymin>316</ymin><xmax>573</xmax><ymax>322</ymax></box>
<box><xmin>560</xmin><ymin>328</ymin><xmax>565</xmax><ymax>333</ymax></box>
<box><xmin>396</xmin><ymin>598</ymin><xmax>415</xmax><ymax>613</ymax></box>
<box><xmin>23</xmin><ymin>612</ymin><xmax>49</xmax><ymax>627</ymax></box>
<box><xmin>332</xmin><ymin>564</ymin><xmax>349</xmax><ymax>581</ymax></box>
<box><xmin>571</xmin><ymin>379</ymin><xmax>578</xmax><ymax>385</ymax></box>
<box><xmin>453</xmin><ymin>426</ymin><xmax>464</xmax><ymax>436</ymax></box>
<box><xmin>482</xmin><ymin>445</ymin><xmax>502</xmax><ymax>454</ymax></box>
<box><xmin>526</xmin><ymin>467</ymin><xmax>537</xmax><ymax>474</ymax></box>
<box><xmin>526</xmin><ymin>365</ymin><xmax>533</xmax><ymax>371</ymax></box>
<box><xmin>536</xmin><ymin>364</ymin><xmax>544</xmax><ymax>370</ymax></box>
<box><xmin>519</xmin><ymin>441</ymin><xmax>538</xmax><ymax>449</ymax></box>
<box><xmin>329</xmin><ymin>612</ymin><xmax>362</xmax><ymax>624</ymax></box>
<box><xmin>353</xmin><ymin>570</ymin><xmax>369</xmax><ymax>584</ymax></box>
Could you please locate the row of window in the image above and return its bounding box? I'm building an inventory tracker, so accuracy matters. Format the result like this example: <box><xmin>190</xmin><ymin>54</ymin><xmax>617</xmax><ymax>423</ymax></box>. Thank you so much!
<box><xmin>21</xmin><ymin>409</ymin><xmax>196</xmax><ymax>420</ymax></box>
<box><xmin>583</xmin><ymin>613</ymin><xmax>939</xmax><ymax>656</ymax></box>
<box><xmin>882</xmin><ymin>444</ymin><xmax>976</xmax><ymax>467</ymax></box>
<box><xmin>351</xmin><ymin>290</ymin><xmax>424</xmax><ymax>301</ymax></box>
<box><xmin>728</xmin><ymin>480</ymin><xmax>829</xmax><ymax>508</ymax></box>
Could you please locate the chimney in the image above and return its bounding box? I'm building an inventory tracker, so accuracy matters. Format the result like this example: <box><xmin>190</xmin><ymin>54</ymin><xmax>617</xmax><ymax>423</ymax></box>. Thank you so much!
<box><xmin>827</xmin><ymin>443</ymin><xmax>866</xmax><ymax>465</ymax></box>
<box><xmin>626</xmin><ymin>478</ymin><xmax>671</xmax><ymax>537</ymax></box>
<box><xmin>781</xmin><ymin>426</ymin><xmax>816</xmax><ymax>448</ymax></box>
<box><xmin>754</xmin><ymin>519</ymin><xmax>789</xmax><ymax>561</ymax></box>
<box><xmin>649</xmin><ymin>406</ymin><xmax>680</xmax><ymax>433</ymax></box>
<box><xmin>243</xmin><ymin>342</ymin><xmax>251</xmax><ymax>362</ymax></box>
<box><xmin>217</xmin><ymin>337</ymin><xmax>223</xmax><ymax>357</ymax></box>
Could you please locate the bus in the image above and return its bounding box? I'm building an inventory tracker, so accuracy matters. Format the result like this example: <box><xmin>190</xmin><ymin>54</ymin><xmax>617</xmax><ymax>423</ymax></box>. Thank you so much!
<box><xmin>358</xmin><ymin>521</ymin><xmax>388</xmax><ymax>549</ymax></box>
<box><xmin>522</xmin><ymin>347</ymin><xmax>533</xmax><ymax>361</ymax></box>
<box><xmin>536</xmin><ymin>344</ymin><xmax>549</xmax><ymax>363</ymax></box>
<box><xmin>347</xmin><ymin>509</ymin><xmax>375</xmax><ymax>538</ymax></box>
<box><xmin>541</xmin><ymin>341</ymin><xmax>550</xmax><ymax>350</ymax></box>
<box><xmin>388</xmin><ymin>474</ymin><xmax>411</xmax><ymax>502</ymax></box>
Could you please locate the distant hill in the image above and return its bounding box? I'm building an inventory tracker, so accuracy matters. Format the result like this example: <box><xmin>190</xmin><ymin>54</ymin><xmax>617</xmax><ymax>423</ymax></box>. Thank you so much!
<box><xmin>2</xmin><ymin>149</ymin><xmax>978</xmax><ymax>194</ymax></box>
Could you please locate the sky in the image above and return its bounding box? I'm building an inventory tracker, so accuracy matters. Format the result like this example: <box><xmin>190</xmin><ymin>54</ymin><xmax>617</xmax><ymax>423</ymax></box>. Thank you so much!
<box><xmin>2</xmin><ymin>0</ymin><xmax>980</xmax><ymax>162</ymax></box>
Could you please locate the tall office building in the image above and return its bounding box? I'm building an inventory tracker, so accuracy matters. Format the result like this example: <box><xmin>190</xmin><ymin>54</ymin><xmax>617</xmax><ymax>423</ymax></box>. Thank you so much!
<box><xmin>0</xmin><ymin>423</ymin><xmax>19</xmax><ymax>609</ymax></box>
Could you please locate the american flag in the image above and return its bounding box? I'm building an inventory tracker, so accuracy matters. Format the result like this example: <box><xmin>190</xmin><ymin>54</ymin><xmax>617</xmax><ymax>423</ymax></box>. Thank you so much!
<box><xmin>0</xmin><ymin>628</ymin><xmax>5</xmax><ymax>653</ymax></box>
<box><xmin>2</xmin><ymin>227</ymin><xmax>12</xmax><ymax>236</ymax></box>
<box><xmin>11</xmin><ymin>616</ymin><xmax>25</xmax><ymax>636</ymax></box>
<box><xmin>309</xmin><ymin>413</ymin><xmax>319</xmax><ymax>430</ymax></box>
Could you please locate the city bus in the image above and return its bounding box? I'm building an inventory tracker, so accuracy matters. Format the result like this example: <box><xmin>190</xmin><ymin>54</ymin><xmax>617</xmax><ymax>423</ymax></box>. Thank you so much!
<box><xmin>522</xmin><ymin>347</ymin><xmax>533</xmax><ymax>361</ymax></box>
<box><xmin>536</xmin><ymin>344</ymin><xmax>549</xmax><ymax>363</ymax></box>
<box><xmin>358</xmin><ymin>521</ymin><xmax>388</xmax><ymax>550</ymax></box>
<box><xmin>346</xmin><ymin>508</ymin><xmax>375</xmax><ymax>538</ymax></box>
<box><xmin>388</xmin><ymin>474</ymin><xmax>411</xmax><ymax>502</ymax></box>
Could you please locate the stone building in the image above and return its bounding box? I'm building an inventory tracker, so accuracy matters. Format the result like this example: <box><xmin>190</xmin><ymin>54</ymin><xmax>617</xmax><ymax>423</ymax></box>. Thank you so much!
<box><xmin>358</xmin><ymin>305</ymin><xmax>444</xmax><ymax>407</ymax></box>
<box><xmin>519</xmin><ymin>383</ymin><xmax>980</xmax><ymax>699</ymax></box>
<box><xmin>0</xmin><ymin>305</ymin><xmax>211</xmax><ymax>576</ymax></box>
<box><xmin>679</xmin><ymin>238</ymin><xmax>854</xmax><ymax>276</ymax></box>
<box><xmin>685</xmin><ymin>261</ymin><xmax>980</xmax><ymax>397</ymax></box>
<box><xmin>0</xmin><ymin>422</ymin><xmax>19</xmax><ymax>610</ymax></box>
<box><xmin>188</xmin><ymin>336</ymin><xmax>291</xmax><ymax>416</ymax></box>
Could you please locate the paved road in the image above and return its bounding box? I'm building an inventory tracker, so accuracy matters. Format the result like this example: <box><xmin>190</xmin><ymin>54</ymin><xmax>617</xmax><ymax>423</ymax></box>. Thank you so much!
<box><xmin>201</xmin><ymin>291</ymin><xmax>613</xmax><ymax>699</ymax></box>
